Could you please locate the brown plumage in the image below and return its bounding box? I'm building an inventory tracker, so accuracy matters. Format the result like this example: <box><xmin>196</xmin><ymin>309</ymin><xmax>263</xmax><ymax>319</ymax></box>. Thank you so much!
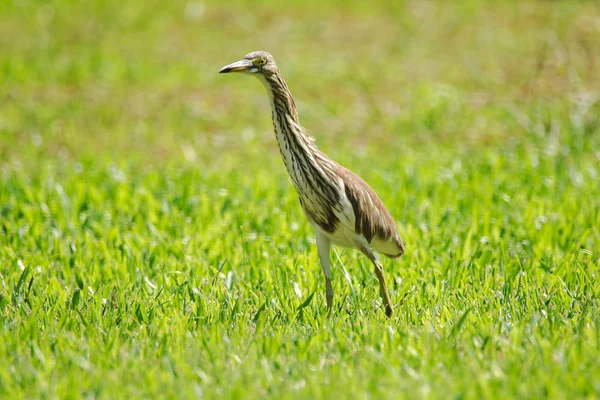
<box><xmin>219</xmin><ymin>51</ymin><xmax>405</xmax><ymax>317</ymax></box>
<box><xmin>337</xmin><ymin>166</ymin><xmax>405</xmax><ymax>258</ymax></box>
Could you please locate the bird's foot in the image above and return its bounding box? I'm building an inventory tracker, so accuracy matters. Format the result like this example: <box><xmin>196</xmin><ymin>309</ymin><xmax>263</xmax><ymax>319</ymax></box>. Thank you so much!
<box><xmin>384</xmin><ymin>304</ymin><xmax>393</xmax><ymax>318</ymax></box>
<box><xmin>326</xmin><ymin>285</ymin><xmax>333</xmax><ymax>318</ymax></box>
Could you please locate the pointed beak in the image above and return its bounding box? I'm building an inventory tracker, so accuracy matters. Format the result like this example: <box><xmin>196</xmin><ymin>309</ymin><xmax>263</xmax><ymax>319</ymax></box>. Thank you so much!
<box><xmin>219</xmin><ymin>59</ymin><xmax>255</xmax><ymax>73</ymax></box>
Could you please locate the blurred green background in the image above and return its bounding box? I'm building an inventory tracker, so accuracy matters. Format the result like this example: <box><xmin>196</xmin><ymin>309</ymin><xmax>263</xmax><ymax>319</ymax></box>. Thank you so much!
<box><xmin>1</xmin><ymin>0</ymin><xmax>599</xmax><ymax>398</ymax></box>
<box><xmin>3</xmin><ymin>0</ymin><xmax>598</xmax><ymax>165</ymax></box>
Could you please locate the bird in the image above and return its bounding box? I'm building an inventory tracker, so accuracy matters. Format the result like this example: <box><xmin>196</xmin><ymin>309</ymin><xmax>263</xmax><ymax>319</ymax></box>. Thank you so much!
<box><xmin>219</xmin><ymin>51</ymin><xmax>405</xmax><ymax>317</ymax></box>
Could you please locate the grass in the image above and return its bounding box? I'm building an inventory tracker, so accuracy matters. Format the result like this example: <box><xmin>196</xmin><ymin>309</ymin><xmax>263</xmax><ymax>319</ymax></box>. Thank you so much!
<box><xmin>1</xmin><ymin>0</ymin><xmax>600</xmax><ymax>398</ymax></box>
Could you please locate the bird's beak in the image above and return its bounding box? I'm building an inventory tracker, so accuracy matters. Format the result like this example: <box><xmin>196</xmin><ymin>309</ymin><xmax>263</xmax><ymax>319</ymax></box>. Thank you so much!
<box><xmin>219</xmin><ymin>59</ymin><xmax>255</xmax><ymax>73</ymax></box>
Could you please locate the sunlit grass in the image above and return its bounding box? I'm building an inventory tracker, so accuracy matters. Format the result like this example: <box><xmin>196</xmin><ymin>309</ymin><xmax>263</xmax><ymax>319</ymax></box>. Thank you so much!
<box><xmin>1</xmin><ymin>0</ymin><xmax>599</xmax><ymax>398</ymax></box>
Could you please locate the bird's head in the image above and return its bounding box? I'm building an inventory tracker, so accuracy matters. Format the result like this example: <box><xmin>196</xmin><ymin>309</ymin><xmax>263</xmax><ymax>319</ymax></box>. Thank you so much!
<box><xmin>218</xmin><ymin>50</ymin><xmax>278</xmax><ymax>76</ymax></box>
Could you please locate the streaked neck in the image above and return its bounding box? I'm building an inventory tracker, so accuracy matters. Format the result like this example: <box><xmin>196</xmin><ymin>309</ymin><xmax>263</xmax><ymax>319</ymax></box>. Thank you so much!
<box><xmin>257</xmin><ymin>72</ymin><xmax>339</xmax><ymax>197</ymax></box>
<box><xmin>261</xmin><ymin>73</ymin><xmax>300</xmax><ymax>124</ymax></box>
<box><xmin>258</xmin><ymin>72</ymin><xmax>316</xmax><ymax>164</ymax></box>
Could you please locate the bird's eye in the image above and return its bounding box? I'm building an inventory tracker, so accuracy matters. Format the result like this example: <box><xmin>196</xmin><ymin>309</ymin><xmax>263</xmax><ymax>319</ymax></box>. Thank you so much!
<box><xmin>255</xmin><ymin>58</ymin><xmax>266</xmax><ymax>66</ymax></box>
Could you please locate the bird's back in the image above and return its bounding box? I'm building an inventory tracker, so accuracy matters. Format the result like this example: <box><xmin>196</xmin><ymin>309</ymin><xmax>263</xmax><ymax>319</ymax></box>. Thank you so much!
<box><xmin>335</xmin><ymin>165</ymin><xmax>405</xmax><ymax>258</ymax></box>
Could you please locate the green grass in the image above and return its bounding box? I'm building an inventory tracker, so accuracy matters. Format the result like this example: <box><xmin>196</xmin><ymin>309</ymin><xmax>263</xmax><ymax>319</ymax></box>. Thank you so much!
<box><xmin>1</xmin><ymin>0</ymin><xmax>600</xmax><ymax>398</ymax></box>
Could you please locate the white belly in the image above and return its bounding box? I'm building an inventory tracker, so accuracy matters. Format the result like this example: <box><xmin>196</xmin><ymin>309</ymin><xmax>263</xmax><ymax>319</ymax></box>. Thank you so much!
<box><xmin>314</xmin><ymin>222</ymin><xmax>359</xmax><ymax>249</ymax></box>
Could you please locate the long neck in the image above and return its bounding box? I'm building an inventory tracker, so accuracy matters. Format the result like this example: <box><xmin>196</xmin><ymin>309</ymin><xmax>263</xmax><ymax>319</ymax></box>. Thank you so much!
<box><xmin>265</xmin><ymin>73</ymin><xmax>300</xmax><ymax>124</ymax></box>
<box><xmin>259</xmin><ymin>72</ymin><xmax>340</xmax><ymax>200</ymax></box>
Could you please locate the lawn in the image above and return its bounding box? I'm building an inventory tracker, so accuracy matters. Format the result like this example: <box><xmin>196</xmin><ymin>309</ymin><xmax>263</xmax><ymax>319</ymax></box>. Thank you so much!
<box><xmin>1</xmin><ymin>0</ymin><xmax>599</xmax><ymax>398</ymax></box>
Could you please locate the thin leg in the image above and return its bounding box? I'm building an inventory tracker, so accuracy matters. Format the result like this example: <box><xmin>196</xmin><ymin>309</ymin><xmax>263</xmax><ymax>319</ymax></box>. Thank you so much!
<box><xmin>315</xmin><ymin>229</ymin><xmax>333</xmax><ymax>317</ymax></box>
<box><xmin>360</xmin><ymin>246</ymin><xmax>393</xmax><ymax>318</ymax></box>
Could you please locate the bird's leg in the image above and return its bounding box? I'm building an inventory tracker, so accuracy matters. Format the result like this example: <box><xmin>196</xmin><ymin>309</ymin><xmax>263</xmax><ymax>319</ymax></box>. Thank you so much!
<box><xmin>315</xmin><ymin>229</ymin><xmax>333</xmax><ymax>317</ymax></box>
<box><xmin>361</xmin><ymin>246</ymin><xmax>393</xmax><ymax>318</ymax></box>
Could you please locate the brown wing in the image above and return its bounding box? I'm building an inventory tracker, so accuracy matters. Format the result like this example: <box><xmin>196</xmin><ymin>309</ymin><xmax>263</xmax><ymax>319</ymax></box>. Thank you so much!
<box><xmin>336</xmin><ymin>165</ymin><xmax>405</xmax><ymax>258</ymax></box>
